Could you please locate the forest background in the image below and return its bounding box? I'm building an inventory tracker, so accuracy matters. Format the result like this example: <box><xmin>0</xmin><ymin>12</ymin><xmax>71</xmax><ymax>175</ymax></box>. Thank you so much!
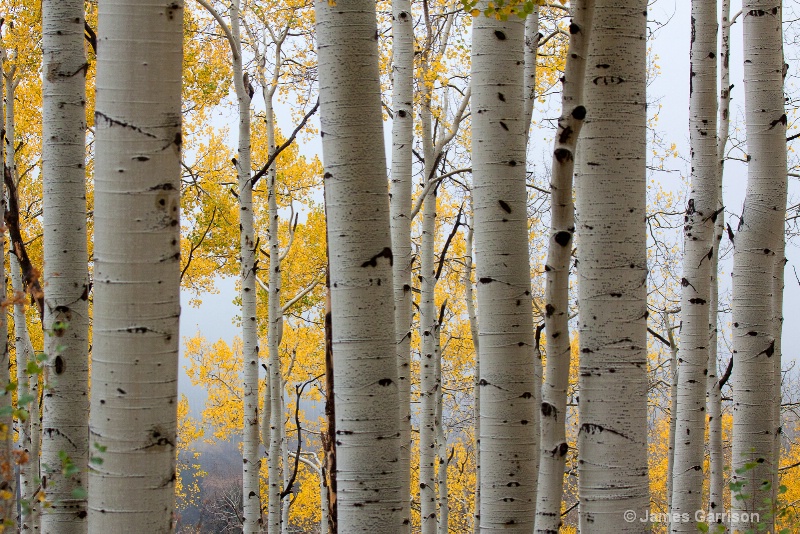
<box><xmin>168</xmin><ymin>0</ymin><xmax>800</xmax><ymax>531</ymax></box>
<box><xmin>1</xmin><ymin>0</ymin><xmax>799</xmax><ymax>532</ymax></box>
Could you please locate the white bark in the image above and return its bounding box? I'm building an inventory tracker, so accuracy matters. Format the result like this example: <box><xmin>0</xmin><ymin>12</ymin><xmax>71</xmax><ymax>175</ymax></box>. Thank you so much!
<box><xmin>418</xmin><ymin>88</ymin><xmax>438</xmax><ymax>534</ymax></box>
<box><xmin>0</xmin><ymin>64</ymin><xmax>13</xmax><ymax>532</ymax></box>
<box><xmin>535</xmin><ymin>2</ymin><xmax>593</xmax><ymax>531</ymax></box>
<box><xmin>575</xmin><ymin>0</ymin><xmax>650</xmax><ymax>529</ymax></box>
<box><xmin>13</xmin><ymin>258</ymin><xmax>38</xmax><ymax>532</ymax></box>
<box><xmin>463</xmin><ymin>213</ymin><xmax>480</xmax><ymax>534</ymax></box>
<box><xmin>523</xmin><ymin>6</ymin><xmax>540</xmax><ymax>137</ymax></box>
<box><xmin>5</xmin><ymin>64</ymin><xmax>37</xmax><ymax>530</ymax></box>
<box><xmin>389</xmin><ymin>1</ymin><xmax>414</xmax><ymax>529</ymax></box>
<box><xmin>40</xmin><ymin>2</ymin><xmax>90</xmax><ymax>530</ymax></box>
<box><xmin>434</xmin><ymin>322</ymin><xmax>448</xmax><ymax>534</ymax></box>
<box><xmin>707</xmin><ymin>0</ymin><xmax>732</xmax><ymax>521</ymax></box>
<box><xmin>670</xmin><ymin>0</ymin><xmax>718</xmax><ymax>529</ymax></box>
<box><xmin>666</xmin><ymin>321</ymin><xmax>678</xmax><ymax>529</ymax></box>
<box><xmin>88</xmin><ymin>1</ymin><xmax>183</xmax><ymax>531</ymax></box>
<box><xmin>471</xmin><ymin>6</ymin><xmax>538</xmax><ymax>530</ymax></box>
<box><xmin>315</xmin><ymin>0</ymin><xmax>402</xmax><ymax>529</ymax></box>
<box><xmin>265</xmin><ymin>71</ymin><xmax>284</xmax><ymax>534</ymax></box>
<box><xmin>229</xmin><ymin>2</ymin><xmax>261</xmax><ymax>531</ymax></box>
<box><xmin>730</xmin><ymin>3</ymin><xmax>787</xmax><ymax>530</ymax></box>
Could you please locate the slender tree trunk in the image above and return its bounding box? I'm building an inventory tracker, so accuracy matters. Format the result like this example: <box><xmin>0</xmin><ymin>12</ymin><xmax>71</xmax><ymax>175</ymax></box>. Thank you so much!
<box><xmin>0</xmin><ymin>71</ymin><xmax>13</xmax><ymax>533</ymax></box>
<box><xmin>322</xmin><ymin>270</ymin><xmax>337</xmax><ymax>534</ymax></box>
<box><xmin>535</xmin><ymin>2</ymin><xmax>593</xmax><ymax>531</ymax></box>
<box><xmin>418</xmin><ymin>93</ymin><xmax>438</xmax><ymax>534</ymax></box>
<box><xmin>389</xmin><ymin>2</ymin><xmax>414</xmax><ymax>530</ymax></box>
<box><xmin>730</xmin><ymin>3</ymin><xmax>787</xmax><ymax>531</ymax></box>
<box><xmin>575</xmin><ymin>1</ymin><xmax>650</xmax><ymax>530</ymax></box>
<box><xmin>666</xmin><ymin>321</ymin><xmax>678</xmax><ymax>530</ymax></box>
<box><xmin>471</xmin><ymin>5</ymin><xmax>538</xmax><ymax>529</ymax></box>
<box><xmin>315</xmin><ymin>0</ymin><xmax>402</xmax><ymax>529</ymax></box>
<box><xmin>40</xmin><ymin>2</ymin><xmax>90</xmax><ymax>531</ymax></box>
<box><xmin>707</xmin><ymin>0</ymin><xmax>732</xmax><ymax>521</ymax></box>
<box><xmin>13</xmin><ymin>258</ymin><xmax>38</xmax><ymax>531</ymax></box>
<box><xmin>671</xmin><ymin>1</ymin><xmax>718</xmax><ymax>529</ymax></box>
<box><xmin>88</xmin><ymin>1</ymin><xmax>182</xmax><ymax>531</ymax></box>
<box><xmin>265</xmin><ymin>84</ymin><xmax>284</xmax><ymax>534</ymax></box>
<box><xmin>223</xmin><ymin>3</ymin><xmax>261</xmax><ymax>532</ymax></box>
<box><xmin>463</xmin><ymin>212</ymin><xmax>480</xmax><ymax>534</ymax></box>
<box><xmin>523</xmin><ymin>5</ymin><xmax>540</xmax><ymax>136</ymax></box>
<box><xmin>5</xmin><ymin>66</ymin><xmax>36</xmax><ymax>530</ymax></box>
<box><xmin>434</xmin><ymin>320</ymin><xmax>448</xmax><ymax>534</ymax></box>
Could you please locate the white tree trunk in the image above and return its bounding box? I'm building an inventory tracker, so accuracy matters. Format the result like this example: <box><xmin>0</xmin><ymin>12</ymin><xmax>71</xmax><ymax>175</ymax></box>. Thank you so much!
<box><xmin>418</xmin><ymin>90</ymin><xmax>438</xmax><ymax>534</ymax></box>
<box><xmin>729</xmin><ymin>3</ymin><xmax>787</xmax><ymax>530</ymax></box>
<box><xmin>13</xmin><ymin>258</ymin><xmax>39</xmax><ymax>532</ymax></box>
<box><xmin>463</xmin><ymin>213</ymin><xmax>481</xmax><ymax>534</ymax></box>
<box><xmin>707</xmin><ymin>0</ymin><xmax>732</xmax><ymax>521</ymax></box>
<box><xmin>315</xmin><ymin>0</ymin><xmax>402</xmax><ymax>530</ymax></box>
<box><xmin>229</xmin><ymin>2</ymin><xmax>261</xmax><ymax>530</ymax></box>
<box><xmin>471</xmin><ymin>6</ymin><xmax>538</xmax><ymax>530</ymax></box>
<box><xmin>535</xmin><ymin>2</ymin><xmax>593</xmax><ymax>531</ymax></box>
<box><xmin>575</xmin><ymin>0</ymin><xmax>650</xmax><ymax>530</ymax></box>
<box><xmin>666</xmin><ymin>321</ymin><xmax>678</xmax><ymax>530</ymax></box>
<box><xmin>523</xmin><ymin>6</ymin><xmax>540</xmax><ymax>137</ymax></box>
<box><xmin>435</xmin><ymin>323</ymin><xmax>448</xmax><ymax>534</ymax></box>
<box><xmin>265</xmin><ymin>81</ymin><xmax>284</xmax><ymax>534</ymax></box>
<box><xmin>5</xmin><ymin>65</ymin><xmax>37</xmax><ymax>530</ymax></box>
<box><xmin>670</xmin><ymin>1</ymin><xmax>718</xmax><ymax>529</ymax></box>
<box><xmin>40</xmin><ymin>2</ymin><xmax>90</xmax><ymax>531</ymax></box>
<box><xmin>89</xmin><ymin>1</ymin><xmax>183</xmax><ymax>531</ymax></box>
<box><xmin>389</xmin><ymin>2</ymin><xmax>414</xmax><ymax>530</ymax></box>
<box><xmin>0</xmin><ymin>71</ymin><xmax>13</xmax><ymax>532</ymax></box>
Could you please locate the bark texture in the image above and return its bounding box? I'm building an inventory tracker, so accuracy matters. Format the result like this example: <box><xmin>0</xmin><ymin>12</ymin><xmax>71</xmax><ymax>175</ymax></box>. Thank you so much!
<box><xmin>670</xmin><ymin>0</ymin><xmax>718</xmax><ymax>528</ymax></box>
<box><xmin>471</xmin><ymin>6</ymin><xmax>538</xmax><ymax>530</ymax></box>
<box><xmin>89</xmin><ymin>1</ymin><xmax>183</xmax><ymax>531</ymax></box>
<box><xmin>315</xmin><ymin>0</ymin><xmax>402</xmax><ymax>530</ymax></box>
<box><xmin>40</xmin><ymin>2</ymin><xmax>90</xmax><ymax>531</ymax></box>
<box><xmin>730</xmin><ymin>2</ymin><xmax>787</xmax><ymax>530</ymax></box>
<box><xmin>389</xmin><ymin>1</ymin><xmax>414</xmax><ymax>530</ymax></box>
<box><xmin>575</xmin><ymin>1</ymin><xmax>650</xmax><ymax>530</ymax></box>
<box><xmin>535</xmin><ymin>1</ymin><xmax>593</xmax><ymax>531</ymax></box>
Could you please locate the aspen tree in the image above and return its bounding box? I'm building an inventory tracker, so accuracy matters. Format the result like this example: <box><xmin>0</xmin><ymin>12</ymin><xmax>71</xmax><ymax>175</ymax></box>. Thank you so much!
<box><xmin>88</xmin><ymin>1</ymin><xmax>183</xmax><ymax>531</ymax></box>
<box><xmin>575</xmin><ymin>0</ymin><xmax>649</xmax><ymax>530</ymax></box>
<box><xmin>389</xmin><ymin>1</ymin><xmax>414</xmax><ymax>530</ymax></box>
<box><xmin>523</xmin><ymin>4</ymin><xmax>540</xmax><ymax>135</ymax></box>
<box><xmin>535</xmin><ymin>1</ymin><xmax>593</xmax><ymax>531</ymax></box>
<box><xmin>315</xmin><ymin>0</ymin><xmax>402</xmax><ymax>529</ymax></box>
<box><xmin>13</xmin><ymin>260</ymin><xmax>38</xmax><ymax>532</ymax></box>
<box><xmin>670</xmin><ymin>0</ymin><xmax>718</xmax><ymax>528</ymax></box>
<box><xmin>229</xmin><ymin>2</ymin><xmax>261</xmax><ymax>530</ymax></box>
<box><xmin>39</xmin><ymin>2</ymin><xmax>90</xmax><ymax>530</ymax></box>
<box><xmin>707</xmin><ymin>0</ymin><xmax>734</xmax><ymax>521</ymax></box>
<box><xmin>3</xmin><ymin>60</ymin><xmax>37</xmax><ymax>530</ymax></box>
<box><xmin>0</xmin><ymin>52</ymin><xmax>12</xmax><ymax>534</ymax></box>
<box><xmin>471</xmin><ymin>4</ymin><xmax>538</xmax><ymax>530</ymax></box>
<box><xmin>730</xmin><ymin>2</ymin><xmax>788</xmax><ymax>530</ymax></box>
<box><xmin>462</xmin><ymin>210</ymin><xmax>481</xmax><ymax>534</ymax></box>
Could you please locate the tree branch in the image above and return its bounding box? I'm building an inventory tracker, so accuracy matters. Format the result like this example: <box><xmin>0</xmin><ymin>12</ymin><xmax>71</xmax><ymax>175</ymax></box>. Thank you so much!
<box><xmin>4</xmin><ymin>164</ymin><xmax>44</xmax><ymax>322</ymax></box>
<box><xmin>718</xmin><ymin>357</ymin><xmax>733</xmax><ymax>390</ymax></box>
<box><xmin>647</xmin><ymin>327</ymin><xmax>672</xmax><ymax>348</ymax></box>
<box><xmin>195</xmin><ymin>0</ymin><xmax>240</xmax><ymax>60</ymax></box>
<box><xmin>251</xmin><ymin>99</ymin><xmax>320</xmax><ymax>189</ymax></box>
<box><xmin>435</xmin><ymin>206</ymin><xmax>463</xmax><ymax>280</ymax></box>
<box><xmin>84</xmin><ymin>22</ymin><xmax>97</xmax><ymax>54</ymax></box>
<box><xmin>181</xmin><ymin>206</ymin><xmax>217</xmax><ymax>282</ymax></box>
